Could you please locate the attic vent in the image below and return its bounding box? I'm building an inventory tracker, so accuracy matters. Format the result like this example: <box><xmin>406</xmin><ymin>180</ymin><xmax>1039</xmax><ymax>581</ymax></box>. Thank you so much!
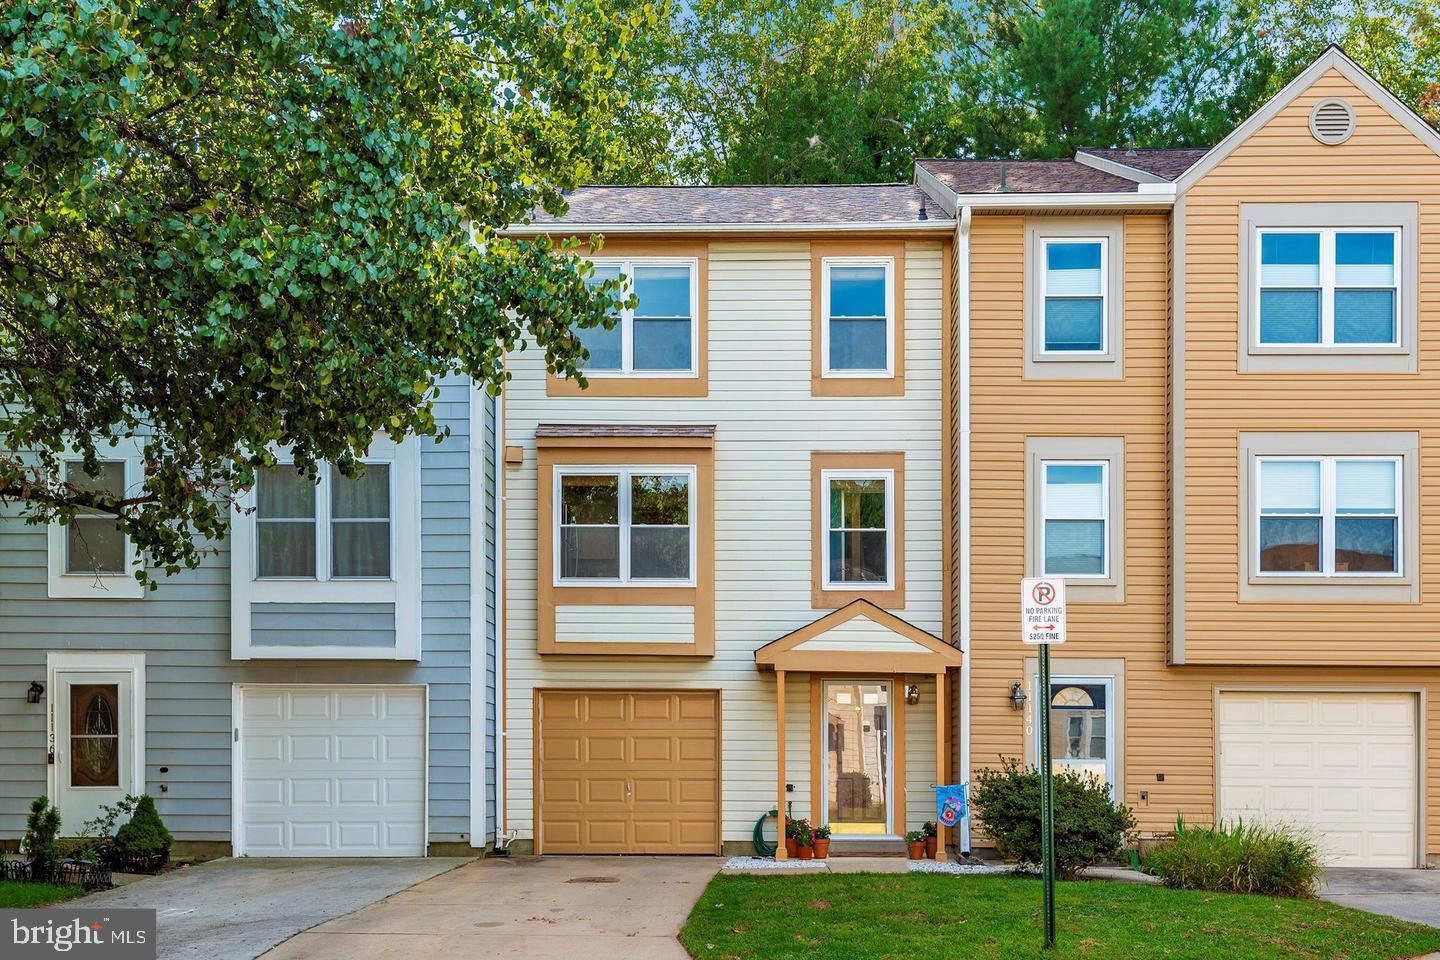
<box><xmin>1309</xmin><ymin>98</ymin><xmax>1356</xmax><ymax>145</ymax></box>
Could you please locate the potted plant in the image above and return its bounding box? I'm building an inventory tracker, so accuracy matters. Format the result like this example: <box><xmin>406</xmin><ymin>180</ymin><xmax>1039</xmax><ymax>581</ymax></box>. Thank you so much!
<box><xmin>795</xmin><ymin>818</ymin><xmax>815</xmax><ymax>860</ymax></box>
<box><xmin>923</xmin><ymin>820</ymin><xmax>938</xmax><ymax>860</ymax></box>
<box><xmin>812</xmin><ymin>824</ymin><xmax>831</xmax><ymax>860</ymax></box>
<box><xmin>784</xmin><ymin>817</ymin><xmax>800</xmax><ymax>859</ymax></box>
<box><xmin>905</xmin><ymin>829</ymin><xmax>926</xmax><ymax>860</ymax></box>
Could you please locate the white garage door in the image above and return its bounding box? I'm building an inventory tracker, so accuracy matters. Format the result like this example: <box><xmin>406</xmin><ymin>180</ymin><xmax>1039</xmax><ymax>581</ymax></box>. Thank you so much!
<box><xmin>239</xmin><ymin>686</ymin><xmax>426</xmax><ymax>857</ymax></box>
<box><xmin>1218</xmin><ymin>691</ymin><xmax>1416</xmax><ymax>868</ymax></box>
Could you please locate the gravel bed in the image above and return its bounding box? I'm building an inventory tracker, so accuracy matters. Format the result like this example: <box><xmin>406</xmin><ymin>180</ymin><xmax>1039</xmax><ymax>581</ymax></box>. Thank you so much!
<box><xmin>722</xmin><ymin>856</ymin><xmax>828</xmax><ymax>871</ymax></box>
<box><xmin>908</xmin><ymin>860</ymin><xmax>1015</xmax><ymax>875</ymax></box>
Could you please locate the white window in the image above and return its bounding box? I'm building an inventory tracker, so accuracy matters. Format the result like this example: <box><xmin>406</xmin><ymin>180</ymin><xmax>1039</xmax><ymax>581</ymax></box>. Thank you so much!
<box><xmin>255</xmin><ymin>462</ymin><xmax>393</xmax><ymax>580</ymax></box>
<box><xmin>1255</xmin><ymin>456</ymin><xmax>1402</xmax><ymax>577</ymax></box>
<box><xmin>554</xmin><ymin>466</ymin><xmax>695</xmax><ymax>585</ymax></box>
<box><xmin>822</xmin><ymin>469</ymin><xmax>894</xmax><ymax>588</ymax></box>
<box><xmin>1256</xmin><ymin>228</ymin><xmax>1400</xmax><ymax>347</ymax></box>
<box><xmin>47</xmin><ymin>449</ymin><xmax>145</xmax><ymax>599</ymax></box>
<box><xmin>822</xmin><ymin>257</ymin><xmax>894</xmax><ymax>376</ymax></box>
<box><xmin>576</xmin><ymin>258</ymin><xmax>698</xmax><ymax>376</ymax></box>
<box><xmin>1040</xmin><ymin>239</ymin><xmax>1107</xmax><ymax>354</ymax></box>
<box><xmin>1040</xmin><ymin>461</ymin><xmax>1108</xmax><ymax>578</ymax></box>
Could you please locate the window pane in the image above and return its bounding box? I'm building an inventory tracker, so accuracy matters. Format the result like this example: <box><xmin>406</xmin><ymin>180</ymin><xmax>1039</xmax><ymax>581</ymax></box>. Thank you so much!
<box><xmin>829</xmin><ymin>529</ymin><xmax>888</xmax><ymax>582</ymax></box>
<box><xmin>1044</xmin><ymin>464</ymin><xmax>1104</xmax><ymax>519</ymax></box>
<box><xmin>561</xmin><ymin>475</ymin><xmax>619</xmax><ymax>525</ymax></box>
<box><xmin>67</xmin><ymin>518</ymin><xmax>126</xmax><ymax>574</ymax></box>
<box><xmin>830</xmin><ymin>478</ymin><xmax>887</xmax><ymax>529</ymax></box>
<box><xmin>1044</xmin><ymin>519</ymin><xmax>1104</xmax><ymax>574</ymax></box>
<box><xmin>1259</xmin><ymin>517</ymin><xmax>1321</xmax><ymax>572</ymax></box>
<box><xmin>1336</xmin><ymin>460</ymin><xmax>1396</xmax><ymax>513</ymax></box>
<box><xmin>1334</xmin><ymin>289</ymin><xmax>1396</xmax><ymax>344</ymax></box>
<box><xmin>1335</xmin><ymin>233</ymin><xmax>1395</xmax><ymax>285</ymax></box>
<box><xmin>559</xmin><ymin>526</ymin><xmax>620</xmax><ymax>578</ymax></box>
<box><xmin>632</xmin><ymin>318</ymin><xmax>692</xmax><ymax>371</ymax></box>
<box><xmin>1336</xmin><ymin>517</ymin><xmax>1397</xmax><ymax>572</ymax></box>
<box><xmin>1045</xmin><ymin>242</ymin><xmax>1102</xmax><ymax>296</ymax></box>
<box><xmin>1043</xmin><ymin>298</ymin><xmax>1104</xmax><ymax>351</ymax></box>
<box><xmin>332</xmin><ymin>521</ymin><xmax>391</xmax><ymax>577</ymax></box>
<box><xmin>631</xmin><ymin>527</ymin><xmax>690</xmax><ymax>579</ymax></box>
<box><xmin>1259</xmin><ymin>460</ymin><xmax>1321</xmax><ymax>513</ymax></box>
<box><xmin>257</xmin><ymin>521</ymin><xmax>316</xmax><ymax>577</ymax></box>
<box><xmin>332</xmin><ymin>464</ymin><xmax>389</xmax><ymax>519</ymax></box>
<box><xmin>828</xmin><ymin>317</ymin><xmax>888</xmax><ymax>370</ymax></box>
<box><xmin>66</xmin><ymin>460</ymin><xmax>125</xmax><ymax>504</ymax></box>
<box><xmin>634</xmin><ymin>265</ymin><xmax>691</xmax><ymax>317</ymax></box>
<box><xmin>1259</xmin><ymin>289</ymin><xmax>1321</xmax><ymax>343</ymax></box>
<box><xmin>1049</xmin><ymin>683</ymin><xmax>1106</xmax><ymax>765</ymax></box>
<box><xmin>1260</xmin><ymin>232</ymin><xmax>1321</xmax><ymax>285</ymax></box>
<box><xmin>257</xmin><ymin>465</ymin><xmax>316</xmax><ymax>519</ymax></box>
<box><xmin>826</xmin><ymin>682</ymin><xmax>890</xmax><ymax>834</ymax></box>
<box><xmin>576</xmin><ymin>323</ymin><xmax>622</xmax><ymax>371</ymax></box>
<box><xmin>70</xmin><ymin>684</ymin><xmax>120</xmax><ymax>788</ymax></box>
<box><xmin>829</xmin><ymin>265</ymin><xmax>887</xmax><ymax>317</ymax></box>
<box><xmin>631</xmin><ymin>475</ymin><xmax>689</xmax><ymax>525</ymax></box>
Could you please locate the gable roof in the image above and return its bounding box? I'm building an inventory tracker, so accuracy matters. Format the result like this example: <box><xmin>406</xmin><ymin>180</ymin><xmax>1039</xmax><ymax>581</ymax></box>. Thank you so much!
<box><xmin>916</xmin><ymin>158</ymin><xmax>1140</xmax><ymax>195</ymax></box>
<box><xmin>754</xmin><ymin>599</ymin><xmax>961</xmax><ymax>674</ymax></box>
<box><xmin>1076</xmin><ymin>148</ymin><xmax>1209</xmax><ymax>182</ymax></box>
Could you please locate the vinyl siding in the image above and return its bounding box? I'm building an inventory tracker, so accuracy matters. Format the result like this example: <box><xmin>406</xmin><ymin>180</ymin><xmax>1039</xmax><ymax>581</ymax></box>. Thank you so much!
<box><xmin>250</xmin><ymin>603</ymin><xmax>396</xmax><ymax>647</ymax></box>
<box><xmin>505</xmin><ymin>239</ymin><xmax>948</xmax><ymax>845</ymax></box>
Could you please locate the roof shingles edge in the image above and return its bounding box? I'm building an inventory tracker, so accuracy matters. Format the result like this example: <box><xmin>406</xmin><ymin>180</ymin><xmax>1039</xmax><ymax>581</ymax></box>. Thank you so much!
<box><xmin>915</xmin><ymin>158</ymin><xmax>1140</xmax><ymax>194</ymax></box>
<box><xmin>525</xmin><ymin>183</ymin><xmax>937</xmax><ymax>226</ymax></box>
<box><xmin>535</xmin><ymin>423</ymin><xmax>717</xmax><ymax>439</ymax></box>
<box><xmin>1076</xmin><ymin>148</ymin><xmax>1210</xmax><ymax>181</ymax></box>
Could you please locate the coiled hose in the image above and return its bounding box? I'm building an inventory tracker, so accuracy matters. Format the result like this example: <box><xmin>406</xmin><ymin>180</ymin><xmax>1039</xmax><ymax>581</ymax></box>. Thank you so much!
<box><xmin>751</xmin><ymin>801</ymin><xmax>792</xmax><ymax>857</ymax></box>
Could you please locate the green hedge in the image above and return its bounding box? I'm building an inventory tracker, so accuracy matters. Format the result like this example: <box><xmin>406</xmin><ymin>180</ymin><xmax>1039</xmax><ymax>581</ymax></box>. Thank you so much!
<box><xmin>1143</xmin><ymin>816</ymin><xmax>1322</xmax><ymax>898</ymax></box>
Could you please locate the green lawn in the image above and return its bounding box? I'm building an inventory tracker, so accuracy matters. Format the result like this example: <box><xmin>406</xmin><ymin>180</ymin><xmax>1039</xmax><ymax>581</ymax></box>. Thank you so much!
<box><xmin>680</xmin><ymin>873</ymin><xmax>1440</xmax><ymax>960</ymax></box>
<box><xmin>0</xmin><ymin>880</ymin><xmax>87</xmax><ymax>908</ymax></box>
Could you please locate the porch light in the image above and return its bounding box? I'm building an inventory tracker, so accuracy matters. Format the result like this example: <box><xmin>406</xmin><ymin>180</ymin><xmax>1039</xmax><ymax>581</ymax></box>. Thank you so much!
<box><xmin>905</xmin><ymin>684</ymin><xmax>921</xmax><ymax>705</ymax></box>
<box><xmin>1008</xmin><ymin>682</ymin><xmax>1027</xmax><ymax>711</ymax></box>
<box><xmin>26</xmin><ymin>681</ymin><xmax>44</xmax><ymax>704</ymax></box>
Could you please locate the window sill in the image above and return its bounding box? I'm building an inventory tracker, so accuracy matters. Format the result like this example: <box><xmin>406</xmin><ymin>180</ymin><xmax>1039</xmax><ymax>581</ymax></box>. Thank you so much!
<box><xmin>811</xmin><ymin>375</ymin><xmax>904</xmax><ymax>398</ymax></box>
<box><xmin>812</xmin><ymin>584</ymin><xmax>905</xmax><ymax>610</ymax></box>
<box><xmin>1239</xmin><ymin>347</ymin><xmax>1416</xmax><ymax>374</ymax></box>
<box><xmin>1239</xmin><ymin>575</ymin><xmax>1417</xmax><ymax>603</ymax></box>
<box><xmin>547</xmin><ymin>373</ymin><xmax>708</xmax><ymax>398</ymax></box>
<box><xmin>47</xmin><ymin>574</ymin><xmax>145</xmax><ymax>600</ymax></box>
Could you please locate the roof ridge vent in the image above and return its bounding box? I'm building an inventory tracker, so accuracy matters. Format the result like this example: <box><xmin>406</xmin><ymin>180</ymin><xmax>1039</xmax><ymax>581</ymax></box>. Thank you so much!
<box><xmin>1309</xmin><ymin>98</ymin><xmax>1356</xmax><ymax>145</ymax></box>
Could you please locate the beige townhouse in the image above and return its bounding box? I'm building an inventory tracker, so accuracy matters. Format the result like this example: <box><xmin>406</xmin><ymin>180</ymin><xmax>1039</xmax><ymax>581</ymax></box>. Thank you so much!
<box><xmin>498</xmin><ymin>45</ymin><xmax>1440</xmax><ymax>868</ymax></box>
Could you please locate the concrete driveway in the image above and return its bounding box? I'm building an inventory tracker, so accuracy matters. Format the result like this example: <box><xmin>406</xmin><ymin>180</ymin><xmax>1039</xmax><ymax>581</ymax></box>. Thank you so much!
<box><xmin>1320</xmin><ymin>869</ymin><xmax>1440</xmax><ymax>927</ymax></box>
<box><xmin>80</xmin><ymin>857</ymin><xmax>470</xmax><ymax>960</ymax></box>
<box><xmin>264</xmin><ymin>855</ymin><xmax>723</xmax><ymax>960</ymax></box>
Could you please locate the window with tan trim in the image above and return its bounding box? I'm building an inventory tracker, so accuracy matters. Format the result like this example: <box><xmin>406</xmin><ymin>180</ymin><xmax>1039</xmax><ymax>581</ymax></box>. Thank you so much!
<box><xmin>1025</xmin><ymin>437</ymin><xmax>1125</xmax><ymax>602</ymax></box>
<box><xmin>811</xmin><ymin>452</ymin><xmax>905</xmax><ymax>608</ymax></box>
<box><xmin>811</xmin><ymin>242</ymin><xmax>905</xmax><ymax>397</ymax></box>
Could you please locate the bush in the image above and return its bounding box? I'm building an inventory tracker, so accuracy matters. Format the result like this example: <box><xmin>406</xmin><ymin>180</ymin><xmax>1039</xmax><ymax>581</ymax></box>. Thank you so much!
<box><xmin>109</xmin><ymin>795</ymin><xmax>172</xmax><ymax>872</ymax></box>
<box><xmin>22</xmin><ymin>796</ymin><xmax>62</xmax><ymax>881</ymax></box>
<box><xmin>971</xmin><ymin>758</ymin><xmax>1136</xmax><ymax>879</ymax></box>
<box><xmin>1143</xmin><ymin>816</ymin><xmax>1322</xmax><ymax>898</ymax></box>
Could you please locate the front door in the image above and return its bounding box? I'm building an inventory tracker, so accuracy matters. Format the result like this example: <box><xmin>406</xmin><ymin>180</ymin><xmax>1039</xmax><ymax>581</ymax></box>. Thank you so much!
<box><xmin>822</xmin><ymin>680</ymin><xmax>892</xmax><ymax>836</ymax></box>
<box><xmin>54</xmin><ymin>670</ymin><xmax>136</xmax><ymax>832</ymax></box>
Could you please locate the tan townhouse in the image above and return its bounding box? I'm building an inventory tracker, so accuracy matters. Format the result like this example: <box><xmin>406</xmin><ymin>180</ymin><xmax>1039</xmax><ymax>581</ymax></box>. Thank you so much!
<box><xmin>498</xmin><ymin>45</ymin><xmax>1440</xmax><ymax>868</ymax></box>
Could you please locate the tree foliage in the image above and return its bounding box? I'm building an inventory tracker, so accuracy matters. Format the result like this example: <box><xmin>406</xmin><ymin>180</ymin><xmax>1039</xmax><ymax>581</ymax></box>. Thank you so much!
<box><xmin>1</xmin><ymin>0</ymin><xmax>656</xmax><ymax>580</ymax></box>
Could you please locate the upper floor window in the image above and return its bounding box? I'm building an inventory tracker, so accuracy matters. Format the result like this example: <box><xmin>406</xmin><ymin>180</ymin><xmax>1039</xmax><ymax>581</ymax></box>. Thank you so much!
<box><xmin>823</xmin><ymin>469</ymin><xmax>893</xmax><ymax>588</ymax></box>
<box><xmin>1040</xmin><ymin>239</ymin><xmax>1107</xmax><ymax>354</ymax></box>
<box><xmin>1256</xmin><ymin>456</ymin><xmax>1401</xmax><ymax>576</ymax></box>
<box><xmin>576</xmin><ymin>259</ymin><xmax>698</xmax><ymax>377</ymax></box>
<box><xmin>47</xmin><ymin>449</ymin><xmax>145</xmax><ymax>599</ymax></box>
<box><xmin>255</xmin><ymin>462</ymin><xmax>393</xmax><ymax>580</ymax></box>
<box><xmin>555</xmin><ymin>467</ymin><xmax>694</xmax><ymax>585</ymax></box>
<box><xmin>1024</xmin><ymin>221</ymin><xmax>1124</xmax><ymax>379</ymax></box>
<box><xmin>821</xmin><ymin>258</ymin><xmax>893</xmax><ymax>376</ymax></box>
<box><xmin>1257</xmin><ymin>228</ymin><xmax>1399</xmax><ymax>346</ymax></box>
<box><xmin>1040</xmin><ymin>461</ymin><xmax>1108</xmax><ymax>577</ymax></box>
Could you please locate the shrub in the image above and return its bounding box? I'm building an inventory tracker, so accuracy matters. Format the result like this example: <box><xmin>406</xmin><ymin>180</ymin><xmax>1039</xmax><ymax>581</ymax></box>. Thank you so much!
<box><xmin>109</xmin><ymin>795</ymin><xmax>172</xmax><ymax>872</ymax></box>
<box><xmin>22</xmin><ymin>796</ymin><xmax>62</xmax><ymax>881</ymax></box>
<box><xmin>971</xmin><ymin>758</ymin><xmax>1136</xmax><ymax>879</ymax></box>
<box><xmin>1143</xmin><ymin>815</ymin><xmax>1322</xmax><ymax>898</ymax></box>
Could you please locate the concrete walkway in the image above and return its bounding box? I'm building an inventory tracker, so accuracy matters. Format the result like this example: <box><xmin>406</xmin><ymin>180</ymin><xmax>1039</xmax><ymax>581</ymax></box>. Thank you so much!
<box><xmin>263</xmin><ymin>855</ymin><xmax>721</xmax><ymax>960</ymax></box>
<box><xmin>1319</xmin><ymin>869</ymin><xmax>1440</xmax><ymax>928</ymax></box>
<box><xmin>80</xmin><ymin>857</ymin><xmax>470</xmax><ymax>960</ymax></box>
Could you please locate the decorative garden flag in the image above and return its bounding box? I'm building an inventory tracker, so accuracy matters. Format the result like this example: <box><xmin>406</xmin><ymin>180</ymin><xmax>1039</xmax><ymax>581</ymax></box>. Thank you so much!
<box><xmin>935</xmin><ymin>783</ymin><xmax>967</xmax><ymax>827</ymax></box>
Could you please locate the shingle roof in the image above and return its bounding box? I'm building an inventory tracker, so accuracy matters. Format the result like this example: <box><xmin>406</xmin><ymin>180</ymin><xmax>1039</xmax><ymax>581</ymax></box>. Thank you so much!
<box><xmin>1077</xmin><ymin>148</ymin><xmax>1210</xmax><ymax>181</ymax></box>
<box><xmin>535</xmin><ymin>423</ymin><xmax>717</xmax><ymax>439</ymax></box>
<box><xmin>916</xmin><ymin>158</ymin><xmax>1140</xmax><ymax>194</ymax></box>
<box><xmin>526</xmin><ymin>184</ymin><xmax>938</xmax><ymax>226</ymax></box>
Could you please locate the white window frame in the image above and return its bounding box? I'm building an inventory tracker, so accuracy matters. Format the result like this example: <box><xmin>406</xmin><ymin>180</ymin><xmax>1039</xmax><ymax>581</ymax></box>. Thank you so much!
<box><xmin>1037</xmin><ymin>237</ymin><xmax>1109</xmax><ymax>357</ymax></box>
<box><xmin>1035</xmin><ymin>674</ymin><xmax>1116</xmax><ymax>801</ymax></box>
<box><xmin>1253</xmin><ymin>227</ymin><xmax>1401</xmax><ymax>348</ymax></box>
<box><xmin>230</xmin><ymin>435</ymin><xmax>421</xmax><ymax>660</ymax></box>
<box><xmin>252</xmin><ymin>460</ymin><xmax>396</xmax><ymax>583</ymax></box>
<box><xmin>820</xmin><ymin>256</ymin><xmax>895</xmax><ymax>378</ymax></box>
<box><xmin>46</xmin><ymin>652</ymin><xmax>146</xmax><ymax>828</ymax></box>
<box><xmin>820</xmin><ymin>677</ymin><xmax>896</xmax><ymax>839</ymax></box>
<box><xmin>821</xmin><ymin>468</ymin><xmax>895</xmax><ymax>591</ymax></box>
<box><xmin>46</xmin><ymin>442</ymin><xmax>146</xmax><ymax>600</ymax></box>
<box><xmin>1039</xmin><ymin>459</ymin><xmax>1110</xmax><ymax>580</ymax></box>
<box><xmin>582</xmin><ymin>257</ymin><xmax>700</xmax><ymax>378</ymax></box>
<box><xmin>1253</xmin><ymin>454</ymin><xmax>1404</xmax><ymax>579</ymax></box>
<box><xmin>552</xmin><ymin>464</ymin><xmax>698</xmax><ymax>587</ymax></box>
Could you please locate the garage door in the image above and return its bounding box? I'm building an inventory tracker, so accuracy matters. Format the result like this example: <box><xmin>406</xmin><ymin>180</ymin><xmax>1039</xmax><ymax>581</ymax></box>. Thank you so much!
<box><xmin>239</xmin><ymin>686</ymin><xmax>426</xmax><ymax>857</ymax></box>
<box><xmin>1218</xmin><ymin>691</ymin><xmax>1416</xmax><ymax>868</ymax></box>
<box><xmin>539</xmin><ymin>690</ymin><xmax>719</xmax><ymax>854</ymax></box>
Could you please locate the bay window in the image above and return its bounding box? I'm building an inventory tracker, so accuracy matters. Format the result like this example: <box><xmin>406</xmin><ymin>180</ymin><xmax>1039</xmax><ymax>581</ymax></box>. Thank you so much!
<box><xmin>555</xmin><ymin>467</ymin><xmax>695</xmax><ymax>585</ymax></box>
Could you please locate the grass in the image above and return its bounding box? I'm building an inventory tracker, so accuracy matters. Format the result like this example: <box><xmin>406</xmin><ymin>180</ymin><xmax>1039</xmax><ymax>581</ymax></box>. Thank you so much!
<box><xmin>679</xmin><ymin>872</ymin><xmax>1440</xmax><ymax>960</ymax></box>
<box><xmin>0</xmin><ymin>880</ymin><xmax>87</xmax><ymax>908</ymax></box>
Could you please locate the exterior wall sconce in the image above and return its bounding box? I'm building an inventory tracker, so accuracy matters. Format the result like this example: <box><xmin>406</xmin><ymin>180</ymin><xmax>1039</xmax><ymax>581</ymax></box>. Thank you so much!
<box><xmin>26</xmin><ymin>681</ymin><xmax>45</xmax><ymax>704</ymax></box>
<box><xmin>1008</xmin><ymin>681</ymin><xmax>1027</xmax><ymax>711</ymax></box>
<box><xmin>904</xmin><ymin>684</ymin><xmax>921</xmax><ymax>705</ymax></box>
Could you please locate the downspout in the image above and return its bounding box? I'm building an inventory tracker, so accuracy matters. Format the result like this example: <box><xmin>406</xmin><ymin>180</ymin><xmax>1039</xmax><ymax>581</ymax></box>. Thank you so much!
<box><xmin>956</xmin><ymin>206</ymin><xmax>974</xmax><ymax>855</ymax></box>
<box><xmin>493</xmin><ymin>390</ymin><xmax>508</xmax><ymax>849</ymax></box>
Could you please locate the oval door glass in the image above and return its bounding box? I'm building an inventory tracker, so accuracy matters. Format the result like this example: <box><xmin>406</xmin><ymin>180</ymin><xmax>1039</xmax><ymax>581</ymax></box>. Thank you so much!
<box><xmin>70</xmin><ymin>684</ymin><xmax>120</xmax><ymax>787</ymax></box>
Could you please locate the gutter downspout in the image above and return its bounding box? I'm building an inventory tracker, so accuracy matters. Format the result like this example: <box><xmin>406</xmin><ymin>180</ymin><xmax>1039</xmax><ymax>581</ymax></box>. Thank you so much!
<box><xmin>493</xmin><ymin>390</ymin><xmax>508</xmax><ymax>848</ymax></box>
<box><xmin>956</xmin><ymin>206</ymin><xmax>974</xmax><ymax>855</ymax></box>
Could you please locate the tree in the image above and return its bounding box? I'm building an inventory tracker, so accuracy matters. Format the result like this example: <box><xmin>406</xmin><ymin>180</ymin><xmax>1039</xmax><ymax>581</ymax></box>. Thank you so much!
<box><xmin>1</xmin><ymin>0</ymin><xmax>657</xmax><ymax>580</ymax></box>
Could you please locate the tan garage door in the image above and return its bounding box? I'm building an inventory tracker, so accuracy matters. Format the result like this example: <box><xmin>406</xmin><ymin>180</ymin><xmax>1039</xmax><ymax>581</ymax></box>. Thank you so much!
<box><xmin>539</xmin><ymin>690</ymin><xmax>720</xmax><ymax>854</ymax></box>
<box><xmin>1218</xmin><ymin>691</ymin><xmax>1417</xmax><ymax>868</ymax></box>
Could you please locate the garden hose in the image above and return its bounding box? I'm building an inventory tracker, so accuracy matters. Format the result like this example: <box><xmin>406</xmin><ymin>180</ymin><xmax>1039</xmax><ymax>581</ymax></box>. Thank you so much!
<box><xmin>751</xmin><ymin>801</ymin><xmax>794</xmax><ymax>857</ymax></box>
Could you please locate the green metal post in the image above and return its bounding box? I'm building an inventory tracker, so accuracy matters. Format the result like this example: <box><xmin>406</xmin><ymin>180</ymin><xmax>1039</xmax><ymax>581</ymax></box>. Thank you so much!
<box><xmin>1039</xmin><ymin>643</ymin><xmax>1057</xmax><ymax>949</ymax></box>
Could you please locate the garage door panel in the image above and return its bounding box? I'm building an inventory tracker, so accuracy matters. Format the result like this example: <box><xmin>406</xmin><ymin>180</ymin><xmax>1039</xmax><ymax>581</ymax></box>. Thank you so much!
<box><xmin>289</xmin><ymin>693</ymin><xmax>332</xmax><ymax>720</ymax></box>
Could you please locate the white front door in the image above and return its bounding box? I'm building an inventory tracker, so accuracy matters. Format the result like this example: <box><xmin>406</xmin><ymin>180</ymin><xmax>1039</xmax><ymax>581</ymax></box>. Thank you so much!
<box><xmin>53</xmin><ymin>668</ymin><xmax>139</xmax><ymax>833</ymax></box>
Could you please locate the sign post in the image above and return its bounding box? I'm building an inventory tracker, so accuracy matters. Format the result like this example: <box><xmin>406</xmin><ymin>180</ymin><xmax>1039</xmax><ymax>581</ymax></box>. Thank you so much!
<box><xmin>1022</xmin><ymin>577</ymin><xmax>1066</xmax><ymax>950</ymax></box>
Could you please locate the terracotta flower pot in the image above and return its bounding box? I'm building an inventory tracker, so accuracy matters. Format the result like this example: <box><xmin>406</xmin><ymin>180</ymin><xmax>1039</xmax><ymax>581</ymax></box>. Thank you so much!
<box><xmin>798</xmin><ymin>844</ymin><xmax>815</xmax><ymax>860</ymax></box>
<box><xmin>813</xmin><ymin>838</ymin><xmax>830</xmax><ymax>859</ymax></box>
<box><xmin>907</xmin><ymin>842</ymin><xmax>925</xmax><ymax>861</ymax></box>
<box><xmin>785</xmin><ymin>838</ymin><xmax>800</xmax><ymax>859</ymax></box>
<box><xmin>925</xmin><ymin>836</ymin><xmax>938</xmax><ymax>860</ymax></box>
